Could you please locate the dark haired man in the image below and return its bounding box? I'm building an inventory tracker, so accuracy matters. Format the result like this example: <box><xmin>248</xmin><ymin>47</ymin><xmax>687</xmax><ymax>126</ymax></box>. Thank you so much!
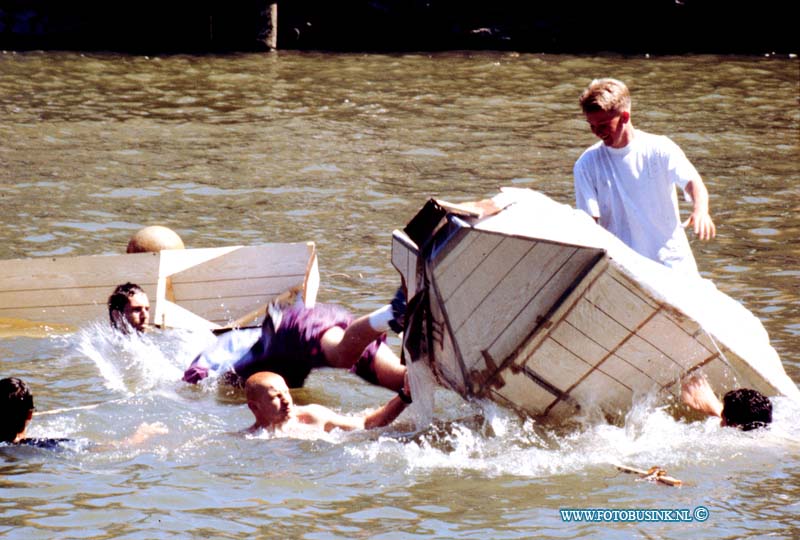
<box><xmin>681</xmin><ymin>374</ymin><xmax>772</xmax><ymax>431</ymax></box>
<box><xmin>1</xmin><ymin>377</ymin><xmax>166</xmax><ymax>449</ymax></box>
<box><xmin>108</xmin><ymin>282</ymin><xmax>150</xmax><ymax>333</ymax></box>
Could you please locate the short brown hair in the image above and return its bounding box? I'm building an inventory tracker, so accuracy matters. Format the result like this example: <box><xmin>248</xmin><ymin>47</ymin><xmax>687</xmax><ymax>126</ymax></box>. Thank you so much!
<box><xmin>579</xmin><ymin>78</ymin><xmax>631</xmax><ymax>114</ymax></box>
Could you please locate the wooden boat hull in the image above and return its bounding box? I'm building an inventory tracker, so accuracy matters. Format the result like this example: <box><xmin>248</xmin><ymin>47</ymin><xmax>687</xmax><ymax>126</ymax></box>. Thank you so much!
<box><xmin>0</xmin><ymin>242</ymin><xmax>318</xmax><ymax>335</ymax></box>
<box><xmin>393</xmin><ymin>189</ymin><xmax>799</xmax><ymax>423</ymax></box>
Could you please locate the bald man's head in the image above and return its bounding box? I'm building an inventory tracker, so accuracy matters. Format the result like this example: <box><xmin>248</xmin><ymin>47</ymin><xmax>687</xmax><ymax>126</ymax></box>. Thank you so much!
<box><xmin>245</xmin><ymin>372</ymin><xmax>293</xmax><ymax>429</ymax></box>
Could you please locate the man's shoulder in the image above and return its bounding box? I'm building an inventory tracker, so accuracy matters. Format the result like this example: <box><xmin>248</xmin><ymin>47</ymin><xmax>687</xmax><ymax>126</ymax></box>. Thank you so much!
<box><xmin>634</xmin><ymin>130</ymin><xmax>681</xmax><ymax>152</ymax></box>
<box><xmin>296</xmin><ymin>403</ymin><xmax>333</xmax><ymax>421</ymax></box>
<box><xmin>575</xmin><ymin>141</ymin><xmax>605</xmax><ymax>167</ymax></box>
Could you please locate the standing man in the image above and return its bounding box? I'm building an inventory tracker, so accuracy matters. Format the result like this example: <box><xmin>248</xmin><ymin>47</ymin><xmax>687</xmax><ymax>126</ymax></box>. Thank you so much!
<box><xmin>573</xmin><ymin>78</ymin><xmax>716</xmax><ymax>275</ymax></box>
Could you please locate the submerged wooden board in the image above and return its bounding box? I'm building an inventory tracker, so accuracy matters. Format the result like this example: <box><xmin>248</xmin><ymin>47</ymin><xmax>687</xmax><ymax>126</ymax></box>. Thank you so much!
<box><xmin>0</xmin><ymin>242</ymin><xmax>318</xmax><ymax>334</ymax></box>
<box><xmin>393</xmin><ymin>193</ymin><xmax>799</xmax><ymax>423</ymax></box>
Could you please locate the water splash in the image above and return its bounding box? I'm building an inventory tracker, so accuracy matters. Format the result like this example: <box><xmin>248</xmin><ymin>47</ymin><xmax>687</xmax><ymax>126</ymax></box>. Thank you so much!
<box><xmin>73</xmin><ymin>321</ymin><xmax>199</xmax><ymax>393</ymax></box>
<box><xmin>349</xmin><ymin>385</ymin><xmax>800</xmax><ymax>479</ymax></box>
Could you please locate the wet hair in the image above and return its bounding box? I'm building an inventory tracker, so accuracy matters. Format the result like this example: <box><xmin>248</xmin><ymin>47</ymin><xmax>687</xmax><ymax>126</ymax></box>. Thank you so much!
<box><xmin>0</xmin><ymin>377</ymin><xmax>34</xmax><ymax>442</ymax></box>
<box><xmin>108</xmin><ymin>282</ymin><xmax>145</xmax><ymax>328</ymax></box>
<box><xmin>579</xmin><ymin>78</ymin><xmax>631</xmax><ymax>114</ymax></box>
<box><xmin>722</xmin><ymin>388</ymin><xmax>772</xmax><ymax>431</ymax></box>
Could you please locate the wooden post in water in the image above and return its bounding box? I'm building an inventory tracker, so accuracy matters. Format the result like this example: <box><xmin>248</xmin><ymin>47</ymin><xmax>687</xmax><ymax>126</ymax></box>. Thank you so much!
<box><xmin>263</xmin><ymin>2</ymin><xmax>278</xmax><ymax>50</ymax></box>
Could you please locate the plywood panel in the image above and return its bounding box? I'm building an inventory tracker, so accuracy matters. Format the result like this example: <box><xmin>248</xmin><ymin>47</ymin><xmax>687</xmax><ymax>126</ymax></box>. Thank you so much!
<box><xmin>525</xmin><ymin>338</ymin><xmax>593</xmax><ymax>392</ymax></box>
<box><xmin>167</xmin><ymin>243</ymin><xmax>312</xmax><ymax>283</ymax></box>
<box><xmin>0</xmin><ymin>242</ymin><xmax>315</xmax><ymax>332</ymax></box>
<box><xmin>171</xmin><ymin>276</ymin><xmax>305</xmax><ymax>303</ymax></box>
<box><xmin>595</xmin><ymin>354</ymin><xmax>658</xmax><ymax>392</ymax></box>
<box><xmin>443</xmin><ymin>236</ymin><xmax>535</xmax><ymax>331</ymax></box>
<box><xmin>637</xmin><ymin>313</ymin><xmax>712</xmax><ymax>370</ymax></box>
<box><xmin>427</xmin><ymin>295</ymin><xmax>467</xmax><ymax>394</ymax></box>
<box><xmin>0</xmin><ymin>252</ymin><xmax>160</xmax><ymax>293</ymax></box>
<box><xmin>582</xmin><ymin>272</ymin><xmax>659</xmax><ymax>332</ymax></box>
<box><xmin>570</xmin><ymin>369</ymin><xmax>634</xmax><ymax>418</ymax></box>
<box><xmin>490</xmin><ymin>366</ymin><xmax>559</xmax><ymax>416</ymax></box>
<box><xmin>433</xmin><ymin>231</ymin><xmax>503</xmax><ymax>300</ymax></box>
<box><xmin>391</xmin><ymin>230</ymin><xmax>420</xmax><ymax>295</ymax></box>
<box><xmin>566</xmin><ymin>298</ymin><xmax>634</xmax><ymax>352</ymax></box>
<box><xmin>479</xmin><ymin>246</ymin><xmax>603</xmax><ymax>369</ymax></box>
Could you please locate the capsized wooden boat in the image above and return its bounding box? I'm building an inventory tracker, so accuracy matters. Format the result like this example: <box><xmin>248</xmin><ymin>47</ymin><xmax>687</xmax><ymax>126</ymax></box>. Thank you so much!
<box><xmin>0</xmin><ymin>242</ymin><xmax>319</xmax><ymax>336</ymax></box>
<box><xmin>393</xmin><ymin>188</ymin><xmax>799</xmax><ymax>423</ymax></box>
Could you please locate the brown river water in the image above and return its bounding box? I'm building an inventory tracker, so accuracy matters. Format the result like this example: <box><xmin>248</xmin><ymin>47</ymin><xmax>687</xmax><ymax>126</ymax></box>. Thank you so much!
<box><xmin>0</xmin><ymin>51</ymin><xmax>798</xmax><ymax>539</ymax></box>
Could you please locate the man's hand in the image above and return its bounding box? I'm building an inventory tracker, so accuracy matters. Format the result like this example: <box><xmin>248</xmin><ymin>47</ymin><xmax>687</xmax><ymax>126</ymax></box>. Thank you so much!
<box><xmin>682</xmin><ymin>212</ymin><xmax>716</xmax><ymax>241</ymax></box>
<box><xmin>681</xmin><ymin>374</ymin><xmax>723</xmax><ymax>418</ymax></box>
<box><xmin>683</xmin><ymin>179</ymin><xmax>716</xmax><ymax>241</ymax></box>
<box><xmin>182</xmin><ymin>365</ymin><xmax>209</xmax><ymax>384</ymax></box>
<box><xmin>120</xmin><ymin>422</ymin><xmax>169</xmax><ymax>446</ymax></box>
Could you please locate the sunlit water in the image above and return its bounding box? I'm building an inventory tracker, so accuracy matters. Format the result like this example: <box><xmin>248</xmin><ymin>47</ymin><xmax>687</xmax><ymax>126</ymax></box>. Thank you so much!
<box><xmin>1</xmin><ymin>51</ymin><xmax>798</xmax><ymax>539</ymax></box>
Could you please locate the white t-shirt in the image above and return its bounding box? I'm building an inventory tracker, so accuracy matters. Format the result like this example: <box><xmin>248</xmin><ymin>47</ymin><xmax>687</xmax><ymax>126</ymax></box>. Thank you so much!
<box><xmin>573</xmin><ymin>130</ymin><xmax>700</xmax><ymax>275</ymax></box>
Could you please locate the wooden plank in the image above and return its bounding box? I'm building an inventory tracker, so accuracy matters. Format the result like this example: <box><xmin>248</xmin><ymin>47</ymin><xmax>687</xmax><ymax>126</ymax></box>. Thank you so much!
<box><xmin>566</xmin><ymin>296</ymin><xmax>649</xmax><ymax>354</ymax></box>
<box><xmin>637</xmin><ymin>313</ymin><xmax>713</xmax><ymax>370</ymax></box>
<box><xmin>0</xmin><ymin>281</ymin><xmax>160</xmax><ymax>326</ymax></box>
<box><xmin>0</xmin><ymin>282</ymin><xmax>158</xmax><ymax>309</ymax></box>
<box><xmin>0</xmin><ymin>242</ymin><xmax>316</xmax><ymax>332</ymax></box>
<box><xmin>569</xmin><ymin>369</ymin><xmax>634</xmax><ymax>421</ymax></box>
<box><xmin>490</xmin><ymin>258</ymin><xmax>611</xmax><ymax>395</ymax></box>
<box><xmin>489</xmin><ymin>366</ymin><xmax>560</xmax><ymax>416</ymax></box>
<box><xmin>476</xmin><ymin>245</ymin><xmax>602</xmax><ymax>374</ymax></box>
<box><xmin>612</xmin><ymin>333</ymin><xmax>682</xmax><ymax>386</ymax></box>
<box><xmin>0</xmin><ymin>251</ymin><xmax>160</xmax><ymax>292</ymax></box>
<box><xmin>427</xmin><ymin>284</ymin><xmax>469</xmax><ymax>395</ymax></box>
<box><xmin>432</xmin><ymin>229</ymin><xmax>502</xmax><ymax>300</ymax></box>
<box><xmin>443</xmin><ymin>235</ymin><xmax>539</xmax><ymax>332</ymax></box>
<box><xmin>391</xmin><ymin>229</ymin><xmax>419</xmax><ymax>295</ymax></box>
<box><xmin>170</xmin><ymin>276</ymin><xmax>306</xmax><ymax>301</ymax></box>
<box><xmin>549</xmin><ymin>320</ymin><xmax>659</xmax><ymax>391</ymax></box>
<box><xmin>165</xmin><ymin>243</ymin><xmax>311</xmax><ymax>283</ymax></box>
<box><xmin>524</xmin><ymin>337</ymin><xmax>594</xmax><ymax>392</ymax></box>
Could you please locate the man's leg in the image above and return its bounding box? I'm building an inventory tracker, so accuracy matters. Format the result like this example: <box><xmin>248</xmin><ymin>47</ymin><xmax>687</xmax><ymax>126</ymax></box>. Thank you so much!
<box><xmin>320</xmin><ymin>316</ymin><xmax>385</xmax><ymax>369</ymax></box>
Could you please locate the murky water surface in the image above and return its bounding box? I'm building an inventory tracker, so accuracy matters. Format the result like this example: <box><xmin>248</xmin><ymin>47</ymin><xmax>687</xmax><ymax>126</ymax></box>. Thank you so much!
<box><xmin>1</xmin><ymin>51</ymin><xmax>798</xmax><ymax>539</ymax></box>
